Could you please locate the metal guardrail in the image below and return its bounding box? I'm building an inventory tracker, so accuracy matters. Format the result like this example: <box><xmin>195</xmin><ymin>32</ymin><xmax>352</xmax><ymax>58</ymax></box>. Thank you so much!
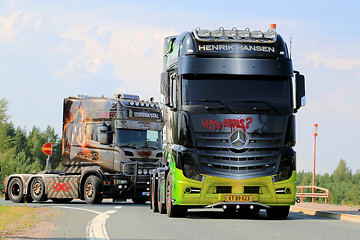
<box><xmin>296</xmin><ymin>185</ymin><xmax>330</xmax><ymax>203</ymax></box>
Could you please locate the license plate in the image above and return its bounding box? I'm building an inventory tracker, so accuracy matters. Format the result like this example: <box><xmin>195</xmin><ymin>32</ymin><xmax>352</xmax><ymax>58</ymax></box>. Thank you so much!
<box><xmin>225</xmin><ymin>195</ymin><xmax>253</xmax><ymax>202</ymax></box>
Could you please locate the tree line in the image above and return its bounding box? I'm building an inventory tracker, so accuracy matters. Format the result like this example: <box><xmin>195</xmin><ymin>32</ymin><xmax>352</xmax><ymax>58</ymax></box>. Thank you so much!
<box><xmin>297</xmin><ymin>159</ymin><xmax>360</xmax><ymax>206</ymax></box>
<box><xmin>0</xmin><ymin>98</ymin><xmax>62</xmax><ymax>191</ymax></box>
<box><xmin>0</xmin><ymin>97</ymin><xmax>359</xmax><ymax>206</ymax></box>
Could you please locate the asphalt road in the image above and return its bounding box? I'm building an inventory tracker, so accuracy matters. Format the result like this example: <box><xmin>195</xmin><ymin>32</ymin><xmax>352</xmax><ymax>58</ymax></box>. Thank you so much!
<box><xmin>2</xmin><ymin>199</ymin><xmax>360</xmax><ymax>240</ymax></box>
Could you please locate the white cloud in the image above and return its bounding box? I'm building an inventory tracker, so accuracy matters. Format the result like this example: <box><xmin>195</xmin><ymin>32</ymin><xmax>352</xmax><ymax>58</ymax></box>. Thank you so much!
<box><xmin>85</xmin><ymin>58</ymin><xmax>103</xmax><ymax>73</ymax></box>
<box><xmin>0</xmin><ymin>10</ymin><xmax>41</xmax><ymax>42</ymax></box>
<box><xmin>306</xmin><ymin>51</ymin><xmax>360</xmax><ymax>71</ymax></box>
<box><xmin>54</xmin><ymin>17</ymin><xmax>177</xmax><ymax>99</ymax></box>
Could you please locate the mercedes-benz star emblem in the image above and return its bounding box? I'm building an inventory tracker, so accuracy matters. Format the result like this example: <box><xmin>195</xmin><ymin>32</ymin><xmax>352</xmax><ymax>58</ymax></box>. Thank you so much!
<box><xmin>229</xmin><ymin>130</ymin><xmax>249</xmax><ymax>149</ymax></box>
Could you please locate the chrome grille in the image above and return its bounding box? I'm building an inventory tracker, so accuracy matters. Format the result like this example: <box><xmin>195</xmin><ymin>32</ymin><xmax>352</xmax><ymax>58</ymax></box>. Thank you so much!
<box><xmin>122</xmin><ymin>162</ymin><xmax>159</xmax><ymax>183</ymax></box>
<box><xmin>195</xmin><ymin>131</ymin><xmax>282</xmax><ymax>179</ymax></box>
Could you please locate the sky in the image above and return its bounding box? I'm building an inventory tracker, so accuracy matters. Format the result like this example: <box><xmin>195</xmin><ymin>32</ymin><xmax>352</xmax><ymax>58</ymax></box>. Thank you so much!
<box><xmin>1</xmin><ymin>0</ymin><xmax>360</xmax><ymax>174</ymax></box>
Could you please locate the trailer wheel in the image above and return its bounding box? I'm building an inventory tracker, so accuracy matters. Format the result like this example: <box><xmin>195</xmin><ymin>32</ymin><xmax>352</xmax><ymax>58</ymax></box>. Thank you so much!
<box><xmin>266</xmin><ymin>206</ymin><xmax>290</xmax><ymax>219</ymax></box>
<box><xmin>84</xmin><ymin>175</ymin><xmax>103</xmax><ymax>204</ymax></box>
<box><xmin>150</xmin><ymin>177</ymin><xmax>159</xmax><ymax>212</ymax></box>
<box><xmin>8</xmin><ymin>178</ymin><xmax>24</xmax><ymax>203</ymax></box>
<box><xmin>166</xmin><ymin>173</ymin><xmax>187</xmax><ymax>218</ymax></box>
<box><xmin>31</xmin><ymin>178</ymin><xmax>46</xmax><ymax>202</ymax></box>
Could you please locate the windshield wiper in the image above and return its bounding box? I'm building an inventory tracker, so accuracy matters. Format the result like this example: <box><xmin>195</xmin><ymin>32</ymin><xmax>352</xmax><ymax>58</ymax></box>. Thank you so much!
<box><xmin>232</xmin><ymin>100</ymin><xmax>280</xmax><ymax>114</ymax></box>
<box><xmin>121</xmin><ymin>144</ymin><xmax>139</xmax><ymax>149</ymax></box>
<box><xmin>190</xmin><ymin>99</ymin><xmax>233</xmax><ymax>113</ymax></box>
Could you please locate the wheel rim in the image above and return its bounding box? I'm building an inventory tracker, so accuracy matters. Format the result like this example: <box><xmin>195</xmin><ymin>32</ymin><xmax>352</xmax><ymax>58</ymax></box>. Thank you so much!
<box><xmin>11</xmin><ymin>183</ymin><xmax>20</xmax><ymax>198</ymax></box>
<box><xmin>86</xmin><ymin>182</ymin><xmax>94</xmax><ymax>198</ymax></box>
<box><xmin>33</xmin><ymin>181</ymin><xmax>42</xmax><ymax>196</ymax></box>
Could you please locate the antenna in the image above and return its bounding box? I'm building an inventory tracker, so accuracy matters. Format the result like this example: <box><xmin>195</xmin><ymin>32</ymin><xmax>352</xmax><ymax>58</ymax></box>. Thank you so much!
<box><xmin>290</xmin><ymin>37</ymin><xmax>292</xmax><ymax>59</ymax></box>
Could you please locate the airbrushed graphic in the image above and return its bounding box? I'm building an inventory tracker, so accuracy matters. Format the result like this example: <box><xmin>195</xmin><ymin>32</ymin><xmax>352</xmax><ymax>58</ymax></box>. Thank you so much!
<box><xmin>201</xmin><ymin>117</ymin><xmax>253</xmax><ymax>132</ymax></box>
<box><xmin>52</xmin><ymin>182</ymin><xmax>71</xmax><ymax>192</ymax></box>
<box><xmin>62</xmin><ymin>98</ymin><xmax>115</xmax><ymax>173</ymax></box>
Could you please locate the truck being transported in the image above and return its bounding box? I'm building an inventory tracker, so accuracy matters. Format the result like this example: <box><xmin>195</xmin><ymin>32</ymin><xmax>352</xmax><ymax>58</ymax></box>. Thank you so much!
<box><xmin>150</xmin><ymin>24</ymin><xmax>305</xmax><ymax>218</ymax></box>
<box><xmin>4</xmin><ymin>94</ymin><xmax>162</xmax><ymax>204</ymax></box>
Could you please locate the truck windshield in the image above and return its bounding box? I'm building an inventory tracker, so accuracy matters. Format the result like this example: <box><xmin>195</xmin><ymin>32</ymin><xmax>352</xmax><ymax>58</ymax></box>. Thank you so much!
<box><xmin>116</xmin><ymin>129</ymin><xmax>162</xmax><ymax>149</ymax></box>
<box><xmin>182</xmin><ymin>75</ymin><xmax>292</xmax><ymax>111</ymax></box>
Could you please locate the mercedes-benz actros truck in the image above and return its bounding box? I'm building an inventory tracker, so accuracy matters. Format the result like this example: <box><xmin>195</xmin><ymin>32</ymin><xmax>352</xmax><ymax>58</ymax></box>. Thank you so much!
<box><xmin>150</xmin><ymin>24</ymin><xmax>305</xmax><ymax>218</ymax></box>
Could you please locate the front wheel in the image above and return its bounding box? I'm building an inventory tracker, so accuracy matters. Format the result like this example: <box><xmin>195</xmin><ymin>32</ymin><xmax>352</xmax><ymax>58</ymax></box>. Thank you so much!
<box><xmin>266</xmin><ymin>206</ymin><xmax>290</xmax><ymax>219</ymax></box>
<box><xmin>84</xmin><ymin>175</ymin><xmax>103</xmax><ymax>204</ymax></box>
<box><xmin>8</xmin><ymin>178</ymin><xmax>24</xmax><ymax>203</ymax></box>
<box><xmin>150</xmin><ymin>176</ymin><xmax>159</xmax><ymax>212</ymax></box>
<box><xmin>31</xmin><ymin>178</ymin><xmax>47</xmax><ymax>202</ymax></box>
<box><xmin>166</xmin><ymin>173</ymin><xmax>187</xmax><ymax>218</ymax></box>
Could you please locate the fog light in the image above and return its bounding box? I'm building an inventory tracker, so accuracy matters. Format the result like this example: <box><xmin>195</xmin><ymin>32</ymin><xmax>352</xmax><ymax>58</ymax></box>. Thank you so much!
<box><xmin>138</xmin><ymin>169</ymin><xmax>143</xmax><ymax>175</ymax></box>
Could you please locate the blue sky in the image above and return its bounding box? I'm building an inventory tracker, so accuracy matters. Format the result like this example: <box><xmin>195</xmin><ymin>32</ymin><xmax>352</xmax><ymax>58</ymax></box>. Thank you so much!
<box><xmin>1</xmin><ymin>0</ymin><xmax>360</xmax><ymax>174</ymax></box>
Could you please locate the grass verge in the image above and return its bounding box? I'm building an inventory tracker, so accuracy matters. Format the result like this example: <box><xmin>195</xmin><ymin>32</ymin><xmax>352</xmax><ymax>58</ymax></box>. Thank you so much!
<box><xmin>0</xmin><ymin>205</ymin><xmax>53</xmax><ymax>238</ymax></box>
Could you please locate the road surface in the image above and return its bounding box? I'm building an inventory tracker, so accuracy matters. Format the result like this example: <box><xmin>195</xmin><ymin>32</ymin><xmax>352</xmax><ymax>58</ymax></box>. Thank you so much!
<box><xmin>1</xmin><ymin>199</ymin><xmax>360</xmax><ymax>240</ymax></box>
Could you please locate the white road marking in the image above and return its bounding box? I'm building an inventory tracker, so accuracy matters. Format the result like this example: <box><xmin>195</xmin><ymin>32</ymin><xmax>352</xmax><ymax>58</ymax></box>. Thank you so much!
<box><xmin>105</xmin><ymin>210</ymin><xmax>117</xmax><ymax>214</ymax></box>
<box><xmin>54</xmin><ymin>205</ymin><xmax>118</xmax><ymax>240</ymax></box>
<box><xmin>114</xmin><ymin>206</ymin><xmax>122</xmax><ymax>209</ymax></box>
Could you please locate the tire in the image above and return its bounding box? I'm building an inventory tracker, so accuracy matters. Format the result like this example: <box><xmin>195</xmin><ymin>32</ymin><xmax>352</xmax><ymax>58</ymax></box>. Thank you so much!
<box><xmin>132</xmin><ymin>197</ymin><xmax>148</xmax><ymax>204</ymax></box>
<box><xmin>266</xmin><ymin>206</ymin><xmax>290</xmax><ymax>219</ymax></box>
<box><xmin>30</xmin><ymin>178</ymin><xmax>46</xmax><ymax>202</ymax></box>
<box><xmin>51</xmin><ymin>198</ymin><xmax>73</xmax><ymax>203</ymax></box>
<box><xmin>166</xmin><ymin>173</ymin><xmax>187</xmax><ymax>218</ymax></box>
<box><xmin>158</xmin><ymin>177</ymin><xmax>166</xmax><ymax>214</ymax></box>
<box><xmin>151</xmin><ymin>177</ymin><xmax>159</xmax><ymax>212</ymax></box>
<box><xmin>8</xmin><ymin>178</ymin><xmax>24</xmax><ymax>203</ymax></box>
<box><xmin>84</xmin><ymin>175</ymin><xmax>103</xmax><ymax>204</ymax></box>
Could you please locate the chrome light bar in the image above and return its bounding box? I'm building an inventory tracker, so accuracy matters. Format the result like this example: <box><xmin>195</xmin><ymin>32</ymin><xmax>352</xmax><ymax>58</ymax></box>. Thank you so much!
<box><xmin>194</xmin><ymin>25</ymin><xmax>278</xmax><ymax>43</ymax></box>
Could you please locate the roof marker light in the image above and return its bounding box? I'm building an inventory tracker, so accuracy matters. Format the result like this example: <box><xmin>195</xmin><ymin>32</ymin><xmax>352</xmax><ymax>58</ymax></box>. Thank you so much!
<box><xmin>264</xmin><ymin>30</ymin><xmax>276</xmax><ymax>39</ymax></box>
<box><xmin>211</xmin><ymin>27</ymin><xmax>224</xmax><ymax>37</ymax></box>
<box><xmin>197</xmin><ymin>28</ymin><xmax>211</xmax><ymax>37</ymax></box>
<box><xmin>238</xmin><ymin>28</ymin><xmax>250</xmax><ymax>38</ymax></box>
<box><xmin>250</xmin><ymin>30</ymin><xmax>263</xmax><ymax>39</ymax></box>
<box><xmin>224</xmin><ymin>30</ymin><xmax>236</xmax><ymax>38</ymax></box>
<box><xmin>270</xmin><ymin>24</ymin><xmax>276</xmax><ymax>32</ymax></box>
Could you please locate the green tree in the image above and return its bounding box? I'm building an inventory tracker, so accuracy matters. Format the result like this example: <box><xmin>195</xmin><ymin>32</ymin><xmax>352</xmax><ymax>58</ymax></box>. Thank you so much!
<box><xmin>333</xmin><ymin>159</ymin><xmax>352</xmax><ymax>183</ymax></box>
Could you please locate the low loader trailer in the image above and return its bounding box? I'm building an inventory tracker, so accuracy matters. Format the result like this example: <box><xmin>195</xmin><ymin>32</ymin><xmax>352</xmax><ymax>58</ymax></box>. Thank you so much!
<box><xmin>4</xmin><ymin>94</ymin><xmax>162</xmax><ymax>204</ymax></box>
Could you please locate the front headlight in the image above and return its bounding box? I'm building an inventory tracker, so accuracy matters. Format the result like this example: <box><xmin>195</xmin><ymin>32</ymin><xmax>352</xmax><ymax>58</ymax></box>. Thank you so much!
<box><xmin>274</xmin><ymin>148</ymin><xmax>296</xmax><ymax>182</ymax></box>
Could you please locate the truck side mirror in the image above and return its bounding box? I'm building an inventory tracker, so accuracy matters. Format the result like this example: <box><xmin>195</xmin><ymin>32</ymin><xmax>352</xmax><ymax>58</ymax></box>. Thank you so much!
<box><xmin>161</xmin><ymin>72</ymin><xmax>171</xmax><ymax>107</ymax></box>
<box><xmin>295</xmin><ymin>73</ymin><xmax>306</xmax><ymax>113</ymax></box>
<box><xmin>99</xmin><ymin>125</ymin><xmax>109</xmax><ymax>145</ymax></box>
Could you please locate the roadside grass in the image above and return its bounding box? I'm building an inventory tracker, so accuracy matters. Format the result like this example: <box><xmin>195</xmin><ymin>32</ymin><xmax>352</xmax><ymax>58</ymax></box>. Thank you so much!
<box><xmin>0</xmin><ymin>205</ymin><xmax>43</xmax><ymax>238</ymax></box>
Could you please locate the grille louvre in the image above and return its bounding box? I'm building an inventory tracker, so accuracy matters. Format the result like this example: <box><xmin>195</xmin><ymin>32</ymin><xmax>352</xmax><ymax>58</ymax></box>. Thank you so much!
<box><xmin>195</xmin><ymin>131</ymin><xmax>282</xmax><ymax>179</ymax></box>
